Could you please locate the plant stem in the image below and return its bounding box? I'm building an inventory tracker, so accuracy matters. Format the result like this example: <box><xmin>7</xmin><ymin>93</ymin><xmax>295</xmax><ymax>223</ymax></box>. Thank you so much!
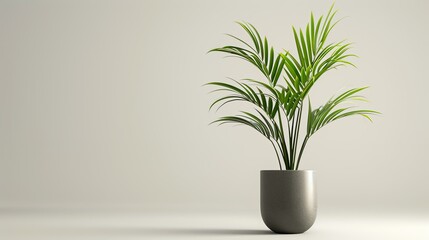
<box><xmin>278</xmin><ymin>109</ymin><xmax>290</xmax><ymax>170</ymax></box>
<box><xmin>270</xmin><ymin>140</ymin><xmax>282</xmax><ymax>170</ymax></box>
<box><xmin>295</xmin><ymin>135</ymin><xmax>309</xmax><ymax>170</ymax></box>
<box><xmin>288</xmin><ymin>112</ymin><xmax>295</xmax><ymax>169</ymax></box>
<box><xmin>292</xmin><ymin>106</ymin><xmax>303</xmax><ymax>169</ymax></box>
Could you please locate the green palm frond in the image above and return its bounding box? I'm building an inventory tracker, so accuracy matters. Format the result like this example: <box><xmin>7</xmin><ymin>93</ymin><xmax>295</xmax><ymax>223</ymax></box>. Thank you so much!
<box><xmin>206</xmin><ymin>80</ymin><xmax>280</xmax><ymax>119</ymax></box>
<box><xmin>207</xmin><ymin>3</ymin><xmax>380</xmax><ymax>170</ymax></box>
<box><xmin>282</xmin><ymin>4</ymin><xmax>356</xmax><ymax>102</ymax></box>
<box><xmin>209</xmin><ymin>22</ymin><xmax>285</xmax><ymax>86</ymax></box>
<box><xmin>306</xmin><ymin>87</ymin><xmax>379</xmax><ymax>137</ymax></box>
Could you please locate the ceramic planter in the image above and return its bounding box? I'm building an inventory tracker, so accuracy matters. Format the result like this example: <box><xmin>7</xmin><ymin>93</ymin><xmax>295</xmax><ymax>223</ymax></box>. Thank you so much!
<box><xmin>260</xmin><ymin>170</ymin><xmax>317</xmax><ymax>233</ymax></box>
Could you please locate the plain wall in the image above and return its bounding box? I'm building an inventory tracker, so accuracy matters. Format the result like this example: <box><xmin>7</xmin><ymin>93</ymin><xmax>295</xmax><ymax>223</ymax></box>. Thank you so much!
<box><xmin>1</xmin><ymin>0</ymin><xmax>428</xmax><ymax>213</ymax></box>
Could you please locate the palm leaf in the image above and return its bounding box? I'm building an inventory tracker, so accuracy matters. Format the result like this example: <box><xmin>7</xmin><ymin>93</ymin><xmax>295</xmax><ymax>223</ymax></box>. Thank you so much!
<box><xmin>307</xmin><ymin>87</ymin><xmax>379</xmax><ymax>136</ymax></box>
<box><xmin>207</xmin><ymin>3</ymin><xmax>379</xmax><ymax>170</ymax></box>
<box><xmin>210</xmin><ymin>22</ymin><xmax>285</xmax><ymax>86</ymax></box>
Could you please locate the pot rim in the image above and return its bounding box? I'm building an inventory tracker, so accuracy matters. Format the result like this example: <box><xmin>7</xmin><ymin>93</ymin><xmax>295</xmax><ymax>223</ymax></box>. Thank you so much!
<box><xmin>261</xmin><ymin>170</ymin><xmax>314</xmax><ymax>172</ymax></box>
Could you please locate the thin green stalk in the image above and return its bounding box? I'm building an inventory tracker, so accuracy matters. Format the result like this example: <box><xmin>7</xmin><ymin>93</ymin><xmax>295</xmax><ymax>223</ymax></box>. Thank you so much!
<box><xmin>292</xmin><ymin>105</ymin><xmax>303</xmax><ymax>169</ymax></box>
<box><xmin>281</xmin><ymin>139</ymin><xmax>290</xmax><ymax>169</ymax></box>
<box><xmin>278</xmin><ymin>108</ymin><xmax>291</xmax><ymax>169</ymax></box>
<box><xmin>285</xmin><ymin>114</ymin><xmax>292</xmax><ymax>169</ymax></box>
<box><xmin>295</xmin><ymin>135</ymin><xmax>309</xmax><ymax>170</ymax></box>
<box><xmin>275</xmin><ymin>139</ymin><xmax>285</xmax><ymax>158</ymax></box>
<box><xmin>288</xmin><ymin>112</ymin><xmax>296</xmax><ymax>169</ymax></box>
<box><xmin>270</xmin><ymin>140</ymin><xmax>283</xmax><ymax>170</ymax></box>
<box><xmin>278</xmin><ymin>140</ymin><xmax>290</xmax><ymax>170</ymax></box>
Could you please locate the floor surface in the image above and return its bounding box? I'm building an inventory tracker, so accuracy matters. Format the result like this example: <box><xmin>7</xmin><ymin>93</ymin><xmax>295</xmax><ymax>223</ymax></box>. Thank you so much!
<box><xmin>1</xmin><ymin>209</ymin><xmax>428</xmax><ymax>239</ymax></box>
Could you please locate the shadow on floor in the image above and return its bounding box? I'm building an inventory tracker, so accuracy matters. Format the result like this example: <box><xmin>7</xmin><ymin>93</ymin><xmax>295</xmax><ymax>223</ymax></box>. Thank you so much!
<box><xmin>143</xmin><ymin>228</ymin><xmax>273</xmax><ymax>235</ymax></box>
<box><xmin>74</xmin><ymin>227</ymin><xmax>274</xmax><ymax>236</ymax></box>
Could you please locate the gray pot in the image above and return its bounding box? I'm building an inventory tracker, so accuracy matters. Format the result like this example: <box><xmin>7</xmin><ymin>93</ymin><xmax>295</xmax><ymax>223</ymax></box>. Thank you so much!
<box><xmin>260</xmin><ymin>170</ymin><xmax>317</xmax><ymax>234</ymax></box>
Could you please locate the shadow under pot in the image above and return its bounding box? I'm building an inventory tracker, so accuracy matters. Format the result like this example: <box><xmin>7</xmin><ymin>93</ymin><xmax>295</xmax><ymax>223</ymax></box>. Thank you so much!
<box><xmin>260</xmin><ymin>170</ymin><xmax>317</xmax><ymax>234</ymax></box>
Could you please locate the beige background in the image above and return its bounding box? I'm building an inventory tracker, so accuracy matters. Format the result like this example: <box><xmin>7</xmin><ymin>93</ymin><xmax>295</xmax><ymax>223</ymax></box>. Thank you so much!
<box><xmin>0</xmin><ymin>0</ymin><xmax>428</xmax><ymax>214</ymax></box>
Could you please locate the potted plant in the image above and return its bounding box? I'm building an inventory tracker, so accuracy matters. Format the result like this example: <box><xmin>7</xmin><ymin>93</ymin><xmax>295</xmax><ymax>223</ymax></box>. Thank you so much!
<box><xmin>206</xmin><ymin>4</ymin><xmax>379</xmax><ymax>234</ymax></box>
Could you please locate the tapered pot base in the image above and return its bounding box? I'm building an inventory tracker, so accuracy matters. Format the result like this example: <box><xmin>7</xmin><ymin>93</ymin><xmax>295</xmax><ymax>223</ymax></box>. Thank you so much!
<box><xmin>260</xmin><ymin>170</ymin><xmax>317</xmax><ymax>234</ymax></box>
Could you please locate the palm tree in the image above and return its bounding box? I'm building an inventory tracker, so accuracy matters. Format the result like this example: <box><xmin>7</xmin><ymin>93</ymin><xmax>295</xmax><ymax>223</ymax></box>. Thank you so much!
<box><xmin>207</xmin><ymin>4</ymin><xmax>379</xmax><ymax>170</ymax></box>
